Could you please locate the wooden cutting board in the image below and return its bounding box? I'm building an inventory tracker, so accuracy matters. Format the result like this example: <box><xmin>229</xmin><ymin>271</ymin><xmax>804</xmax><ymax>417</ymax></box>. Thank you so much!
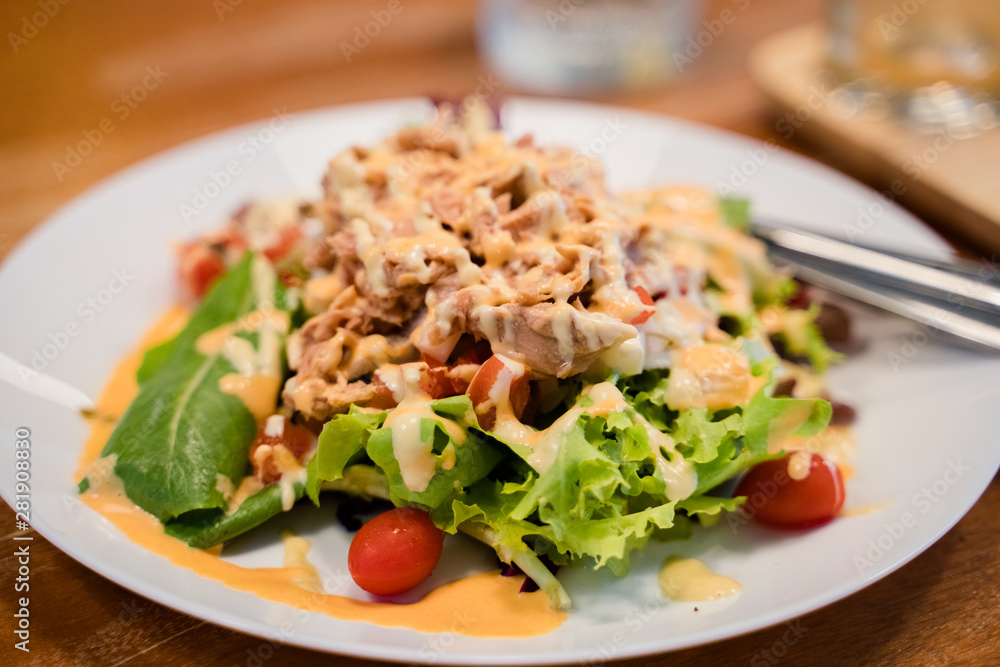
<box><xmin>751</xmin><ymin>24</ymin><xmax>1000</xmax><ymax>255</ymax></box>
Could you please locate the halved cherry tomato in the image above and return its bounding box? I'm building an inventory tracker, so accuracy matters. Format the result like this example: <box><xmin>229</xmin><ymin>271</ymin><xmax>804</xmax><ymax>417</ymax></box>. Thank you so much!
<box><xmin>630</xmin><ymin>286</ymin><xmax>656</xmax><ymax>325</ymax></box>
<box><xmin>348</xmin><ymin>507</ymin><xmax>444</xmax><ymax>596</ymax></box>
<box><xmin>734</xmin><ymin>452</ymin><xmax>845</xmax><ymax>528</ymax></box>
<box><xmin>249</xmin><ymin>415</ymin><xmax>315</xmax><ymax>484</ymax></box>
<box><xmin>467</xmin><ymin>354</ymin><xmax>530</xmax><ymax>430</ymax></box>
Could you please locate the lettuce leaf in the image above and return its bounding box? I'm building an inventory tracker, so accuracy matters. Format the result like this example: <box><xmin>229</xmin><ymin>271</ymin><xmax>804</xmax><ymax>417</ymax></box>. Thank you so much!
<box><xmin>85</xmin><ymin>254</ymin><xmax>295</xmax><ymax>523</ymax></box>
<box><xmin>312</xmin><ymin>395</ymin><xmax>504</xmax><ymax>509</ymax></box>
<box><xmin>309</xmin><ymin>353</ymin><xmax>832</xmax><ymax>610</ymax></box>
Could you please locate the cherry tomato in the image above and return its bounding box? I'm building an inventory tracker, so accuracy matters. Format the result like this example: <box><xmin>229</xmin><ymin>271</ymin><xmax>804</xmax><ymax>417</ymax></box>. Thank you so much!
<box><xmin>734</xmin><ymin>452</ymin><xmax>845</xmax><ymax>528</ymax></box>
<box><xmin>467</xmin><ymin>354</ymin><xmax>530</xmax><ymax>430</ymax></box>
<box><xmin>249</xmin><ymin>415</ymin><xmax>314</xmax><ymax>484</ymax></box>
<box><xmin>178</xmin><ymin>244</ymin><xmax>226</xmax><ymax>299</ymax></box>
<box><xmin>348</xmin><ymin>507</ymin><xmax>444</xmax><ymax>596</ymax></box>
<box><xmin>630</xmin><ymin>286</ymin><xmax>656</xmax><ymax>325</ymax></box>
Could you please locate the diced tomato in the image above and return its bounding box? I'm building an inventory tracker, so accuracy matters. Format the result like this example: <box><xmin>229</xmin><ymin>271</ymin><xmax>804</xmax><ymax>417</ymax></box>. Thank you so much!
<box><xmin>630</xmin><ymin>286</ymin><xmax>656</xmax><ymax>325</ymax></box>
<box><xmin>420</xmin><ymin>365</ymin><xmax>467</xmax><ymax>399</ymax></box>
<box><xmin>178</xmin><ymin>244</ymin><xmax>226</xmax><ymax>299</ymax></box>
<box><xmin>365</xmin><ymin>376</ymin><xmax>399</xmax><ymax>411</ymax></box>
<box><xmin>249</xmin><ymin>415</ymin><xmax>315</xmax><ymax>484</ymax></box>
<box><xmin>467</xmin><ymin>354</ymin><xmax>530</xmax><ymax>430</ymax></box>
<box><xmin>419</xmin><ymin>349</ymin><xmax>478</xmax><ymax>399</ymax></box>
<box><xmin>348</xmin><ymin>507</ymin><xmax>444</xmax><ymax>597</ymax></box>
<box><xmin>734</xmin><ymin>452</ymin><xmax>845</xmax><ymax>528</ymax></box>
<box><xmin>631</xmin><ymin>311</ymin><xmax>653</xmax><ymax>325</ymax></box>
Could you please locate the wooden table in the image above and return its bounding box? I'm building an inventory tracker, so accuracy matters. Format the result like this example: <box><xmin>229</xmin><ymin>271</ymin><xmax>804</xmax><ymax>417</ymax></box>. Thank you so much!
<box><xmin>2</xmin><ymin>0</ymin><xmax>998</xmax><ymax>664</ymax></box>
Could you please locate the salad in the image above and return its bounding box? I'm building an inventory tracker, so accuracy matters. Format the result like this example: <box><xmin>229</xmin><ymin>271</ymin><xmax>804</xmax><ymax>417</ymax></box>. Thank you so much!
<box><xmin>80</xmin><ymin>99</ymin><xmax>850</xmax><ymax>612</ymax></box>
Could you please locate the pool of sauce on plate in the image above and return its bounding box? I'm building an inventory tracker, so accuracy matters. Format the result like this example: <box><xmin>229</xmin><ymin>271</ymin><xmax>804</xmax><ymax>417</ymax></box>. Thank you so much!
<box><xmin>658</xmin><ymin>556</ymin><xmax>742</xmax><ymax>602</ymax></box>
<box><xmin>75</xmin><ymin>306</ymin><xmax>566</xmax><ymax>638</ymax></box>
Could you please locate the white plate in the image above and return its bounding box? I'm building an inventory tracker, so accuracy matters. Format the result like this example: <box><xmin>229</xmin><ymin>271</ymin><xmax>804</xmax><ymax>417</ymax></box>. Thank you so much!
<box><xmin>1</xmin><ymin>98</ymin><xmax>998</xmax><ymax>664</ymax></box>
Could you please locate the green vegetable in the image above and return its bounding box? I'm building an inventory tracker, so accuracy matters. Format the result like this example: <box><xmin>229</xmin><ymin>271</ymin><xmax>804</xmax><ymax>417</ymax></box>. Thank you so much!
<box><xmin>165</xmin><ymin>477</ymin><xmax>309</xmax><ymax>549</ymax></box>
<box><xmin>310</xmin><ymin>406</ymin><xmax>387</xmax><ymax>504</ymax></box>
<box><xmin>307</xmin><ymin>361</ymin><xmax>831</xmax><ymax>610</ymax></box>
<box><xmin>83</xmin><ymin>254</ymin><xmax>295</xmax><ymax>523</ymax></box>
<box><xmin>717</xmin><ymin>196</ymin><xmax>751</xmax><ymax>230</ymax></box>
<box><xmin>313</xmin><ymin>395</ymin><xmax>504</xmax><ymax>509</ymax></box>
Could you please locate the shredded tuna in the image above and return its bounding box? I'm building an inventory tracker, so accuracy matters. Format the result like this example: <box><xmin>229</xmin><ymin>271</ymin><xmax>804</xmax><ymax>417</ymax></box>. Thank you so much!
<box><xmin>243</xmin><ymin>99</ymin><xmax>778</xmax><ymax>419</ymax></box>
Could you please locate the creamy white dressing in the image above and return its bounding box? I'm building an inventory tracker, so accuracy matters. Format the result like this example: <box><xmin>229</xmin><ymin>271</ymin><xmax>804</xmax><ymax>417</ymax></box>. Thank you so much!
<box><xmin>220</xmin><ymin>336</ymin><xmax>258</xmax><ymax>376</ymax></box>
<box><xmin>602</xmin><ymin>337</ymin><xmax>645</xmax><ymax>376</ymax></box>
<box><xmin>264</xmin><ymin>414</ymin><xmax>285</xmax><ymax>437</ymax></box>
<box><xmin>658</xmin><ymin>556</ymin><xmax>742</xmax><ymax>602</ymax></box>
<box><xmin>583</xmin><ymin>381</ymin><xmax>630</xmax><ymax>415</ymax></box>
<box><xmin>351</xmin><ymin>217</ymin><xmax>390</xmax><ymax>295</ymax></box>
<box><xmin>278</xmin><ymin>464</ymin><xmax>308</xmax><ymax>512</ymax></box>
<box><xmin>375</xmin><ymin>362</ymin><xmax>424</xmax><ymax>403</ymax></box>
<box><xmin>489</xmin><ymin>381</ymin><xmax>697</xmax><ymax>498</ymax></box>
<box><xmin>642</xmin><ymin>418</ymin><xmax>698</xmax><ymax>501</ymax></box>
<box><xmin>525</xmin><ymin>407</ymin><xmax>585</xmax><ymax>473</ymax></box>
<box><xmin>215</xmin><ymin>473</ymin><xmax>236</xmax><ymax>503</ymax></box>
<box><xmin>330</xmin><ymin>152</ymin><xmax>375</xmax><ymax>220</ymax></box>
<box><xmin>550</xmin><ymin>303</ymin><xmax>577</xmax><ymax>362</ymax></box>
<box><xmin>384</xmin><ymin>395</ymin><xmax>466</xmax><ymax>493</ymax></box>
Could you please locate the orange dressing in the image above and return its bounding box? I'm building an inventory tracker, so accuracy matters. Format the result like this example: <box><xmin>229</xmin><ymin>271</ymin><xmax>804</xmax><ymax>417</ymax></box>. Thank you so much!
<box><xmin>218</xmin><ymin>373</ymin><xmax>282</xmax><ymax>421</ymax></box>
<box><xmin>76</xmin><ymin>307</ymin><xmax>566</xmax><ymax>637</ymax></box>
<box><xmin>839</xmin><ymin>501</ymin><xmax>890</xmax><ymax>518</ymax></box>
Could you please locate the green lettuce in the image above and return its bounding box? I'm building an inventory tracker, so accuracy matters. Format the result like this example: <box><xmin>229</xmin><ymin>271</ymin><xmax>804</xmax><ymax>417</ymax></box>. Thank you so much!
<box><xmin>84</xmin><ymin>254</ymin><xmax>296</xmax><ymax>523</ymax></box>
<box><xmin>307</xmin><ymin>351</ymin><xmax>832</xmax><ymax>610</ymax></box>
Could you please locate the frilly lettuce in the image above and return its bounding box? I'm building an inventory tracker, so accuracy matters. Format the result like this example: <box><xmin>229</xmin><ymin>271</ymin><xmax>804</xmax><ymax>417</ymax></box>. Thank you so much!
<box><xmin>310</xmin><ymin>365</ymin><xmax>831</xmax><ymax>610</ymax></box>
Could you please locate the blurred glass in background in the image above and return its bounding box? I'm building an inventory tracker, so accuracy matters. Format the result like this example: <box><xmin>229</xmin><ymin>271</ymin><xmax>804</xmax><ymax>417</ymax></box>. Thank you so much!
<box><xmin>827</xmin><ymin>0</ymin><xmax>1000</xmax><ymax>136</ymax></box>
<box><xmin>477</xmin><ymin>0</ymin><xmax>701</xmax><ymax>95</ymax></box>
